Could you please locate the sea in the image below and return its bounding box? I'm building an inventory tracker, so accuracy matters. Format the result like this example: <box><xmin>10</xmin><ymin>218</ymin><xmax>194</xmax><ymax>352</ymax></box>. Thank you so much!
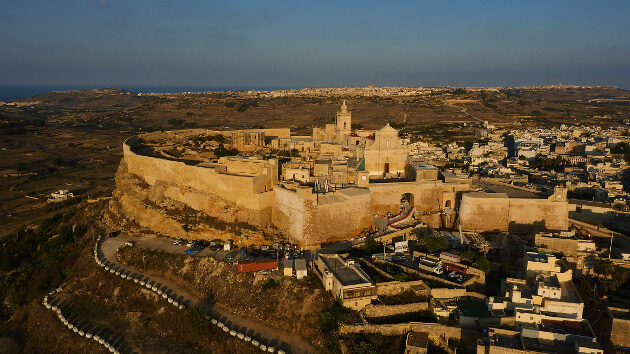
<box><xmin>0</xmin><ymin>85</ymin><xmax>304</xmax><ymax>102</ymax></box>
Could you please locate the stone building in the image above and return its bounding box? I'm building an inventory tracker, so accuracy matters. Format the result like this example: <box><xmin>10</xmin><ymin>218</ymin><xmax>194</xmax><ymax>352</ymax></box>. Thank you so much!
<box><xmin>315</xmin><ymin>254</ymin><xmax>377</xmax><ymax>309</ymax></box>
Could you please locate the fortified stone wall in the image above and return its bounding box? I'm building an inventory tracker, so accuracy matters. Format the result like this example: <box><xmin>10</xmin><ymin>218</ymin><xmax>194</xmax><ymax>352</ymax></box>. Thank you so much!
<box><xmin>119</xmin><ymin>137</ymin><xmax>275</xmax><ymax>227</ymax></box>
<box><xmin>459</xmin><ymin>192</ymin><xmax>568</xmax><ymax>232</ymax></box>
<box><xmin>272</xmin><ymin>186</ymin><xmax>373</xmax><ymax>247</ymax></box>
<box><xmin>368</xmin><ymin>181</ymin><xmax>469</xmax><ymax>228</ymax></box>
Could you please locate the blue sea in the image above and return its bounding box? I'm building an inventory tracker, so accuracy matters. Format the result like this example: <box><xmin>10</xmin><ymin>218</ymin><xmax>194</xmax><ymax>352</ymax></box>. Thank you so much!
<box><xmin>0</xmin><ymin>85</ymin><xmax>304</xmax><ymax>102</ymax></box>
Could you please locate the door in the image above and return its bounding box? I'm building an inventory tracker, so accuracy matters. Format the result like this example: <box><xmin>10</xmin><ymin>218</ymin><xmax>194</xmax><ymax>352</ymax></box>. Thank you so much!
<box><xmin>384</xmin><ymin>163</ymin><xmax>390</xmax><ymax>174</ymax></box>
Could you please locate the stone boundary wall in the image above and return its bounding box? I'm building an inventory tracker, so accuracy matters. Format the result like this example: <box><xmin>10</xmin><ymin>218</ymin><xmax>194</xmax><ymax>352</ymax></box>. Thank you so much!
<box><xmin>340</xmin><ymin>322</ymin><xmax>461</xmax><ymax>340</ymax></box>
<box><xmin>363</xmin><ymin>302</ymin><xmax>429</xmax><ymax>318</ymax></box>
<box><xmin>429</xmin><ymin>288</ymin><xmax>467</xmax><ymax>299</ymax></box>
<box><xmin>376</xmin><ymin>279</ymin><xmax>429</xmax><ymax>296</ymax></box>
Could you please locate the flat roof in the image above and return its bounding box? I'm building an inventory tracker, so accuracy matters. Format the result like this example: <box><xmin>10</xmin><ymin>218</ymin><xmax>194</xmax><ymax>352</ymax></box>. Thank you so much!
<box><xmin>406</xmin><ymin>331</ymin><xmax>429</xmax><ymax>348</ymax></box>
<box><xmin>539</xmin><ymin>319</ymin><xmax>591</xmax><ymax>337</ymax></box>
<box><xmin>321</xmin><ymin>256</ymin><xmax>371</xmax><ymax>287</ymax></box>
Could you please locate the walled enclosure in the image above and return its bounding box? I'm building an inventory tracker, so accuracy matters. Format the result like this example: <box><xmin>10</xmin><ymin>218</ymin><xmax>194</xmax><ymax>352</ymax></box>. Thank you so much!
<box><xmin>112</xmin><ymin>137</ymin><xmax>276</xmax><ymax>237</ymax></box>
<box><xmin>458</xmin><ymin>192</ymin><xmax>569</xmax><ymax>232</ymax></box>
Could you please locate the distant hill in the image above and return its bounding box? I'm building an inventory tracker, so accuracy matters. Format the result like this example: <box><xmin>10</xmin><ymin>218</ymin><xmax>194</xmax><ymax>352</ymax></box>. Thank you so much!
<box><xmin>10</xmin><ymin>88</ymin><xmax>157</xmax><ymax>111</ymax></box>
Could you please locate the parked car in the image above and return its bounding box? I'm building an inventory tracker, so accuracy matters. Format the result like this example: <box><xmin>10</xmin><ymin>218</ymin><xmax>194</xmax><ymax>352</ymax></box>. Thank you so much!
<box><xmin>223</xmin><ymin>255</ymin><xmax>234</xmax><ymax>261</ymax></box>
<box><xmin>185</xmin><ymin>248</ymin><xmax>200</xmax><ymax>255</ymax></box>
<box><xmin>186</xmin><ymin>240</ymin><xmax>195</xmax><ymax>248</ymax></box>
<box><xmin>173</xmin><ymin>239</ymin><xmax>183</xmax><ymax>246</ymax></box>
<box><xmin>208</xmin><ymin>245</ymin><xmax>221</xmax><ymax>251</ymax></box>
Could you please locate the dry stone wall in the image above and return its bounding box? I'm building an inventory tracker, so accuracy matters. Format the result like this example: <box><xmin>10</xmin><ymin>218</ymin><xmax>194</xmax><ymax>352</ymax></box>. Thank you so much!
<box><xmin>340</xmin><ymin>322</ymin><xmax>461</xmax><ymax>339</ymax></box>
<box><xmin>363</xmin><ymin>302</ymin><xmax>429</xmax><ymax>318</ymax></box>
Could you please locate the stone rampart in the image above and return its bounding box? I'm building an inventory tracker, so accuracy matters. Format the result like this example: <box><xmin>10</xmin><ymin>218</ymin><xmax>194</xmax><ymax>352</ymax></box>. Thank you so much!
<box><xmin>272</xmin><ymin>185</ymin><xmax>372</xmax><ymax>247</ymax></box>
<box><xmin>459</xmin><ymin>192</ymin><xmax>568</xmax><ymax>232</ymax></box>
<box><xmin>368</xmin><ymin>181</ymin><xmax>469</xmax><ymax>228</ymax></box>
<box><xmin>121</xmin><ymin>137</ymin><xmax>275</xmax><ymax>227</ymax></box>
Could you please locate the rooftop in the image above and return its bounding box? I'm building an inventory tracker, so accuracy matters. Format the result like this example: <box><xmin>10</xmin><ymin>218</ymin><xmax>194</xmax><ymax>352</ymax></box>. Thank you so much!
<box><xmin>321</xmin><ymin>256</ymin><xmax>372</xmax><ymax>287</ymax></box>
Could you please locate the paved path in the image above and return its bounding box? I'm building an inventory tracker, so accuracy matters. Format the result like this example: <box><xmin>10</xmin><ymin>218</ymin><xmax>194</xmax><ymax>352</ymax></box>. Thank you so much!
<box><xmin>99</xmin><ymin>234</ymin><xmax>319</xmax><ymax>354</ymax></box>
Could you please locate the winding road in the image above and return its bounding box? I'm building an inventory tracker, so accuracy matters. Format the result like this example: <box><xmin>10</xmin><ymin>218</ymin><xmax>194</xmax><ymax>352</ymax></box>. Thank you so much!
<box><xmin>98</xmin><ymin>233</ymin><xmax>319</xmax><ymax>354</ymax></box>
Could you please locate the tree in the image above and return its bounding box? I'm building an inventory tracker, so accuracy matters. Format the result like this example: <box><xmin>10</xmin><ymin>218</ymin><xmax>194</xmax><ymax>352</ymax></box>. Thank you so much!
<box><xmin>460</xmin><ymin>250</ymin><xmax>475</xmax><ymax>263</ymax></box>
<box><xmin>353</xmin><ymin>342</ymin><xmax>377</xmax><ymax>354</ymax></box>
<box><xmin>213</xmin><ymin>143</ymin><xmax>238</xmax><ymax>158</ymax></box>
<box><xmin>475</xmin><ymin>255</ymin><xmax>491</xmax><ymax>274</ymax></box>
<box><xmin>421</xmin><ymin>237</ymin><xmax>448</xmax><ymax>253</ymax></box>
<box><xmin>167</xmin><ymin>118</ymin><xmax>186</xmax><ymax>127</ymax></box>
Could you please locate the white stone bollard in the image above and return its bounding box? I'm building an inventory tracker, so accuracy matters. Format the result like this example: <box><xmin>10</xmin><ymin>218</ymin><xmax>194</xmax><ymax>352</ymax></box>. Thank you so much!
<box><xmin>230</xmin><ymin>330</ymin><xmax>236</xmax><ymax>336</ymax></box>
<box><xmin>278</xmin><ymin>350</ymin><xmax>286</xmax><ymax>354</ymax></box>
<box><xmin>251</xmin><ymin>340</ymin><xmax>259</xmax><ymax>347</ymax></box>
<box><xmin>222</xmin><ymin>326</ymin><xmax>229</xmax><ymax>332</ymax></box>
<box><xmin>237</xmin><ymin>333</ymin><xmax>244</xmax><ymax>339</ymax></box>
<box><xmin>179</xmin><ymin>304</ymin><xmax>185</xmax><ymax>310</ymax></box>
<box><xmin>140</xmin><ymin>281</ymin><xmax>145</xmax><ymax>286</ymax></box>
<box><xmin>267</xmin><ymin>346</ymin><xmax>275</xmax><ymax>353</ymax></box>
<box><xmin>86</xmin><ymin>333</ymin><xmax>92</xmax><ymax>339</ymax></box>
<box><xmin>79</xmin><ymin>330</ymin><xmax>84</xmax><ymax>337</ymax></box>
<box><xmin>259</xmin><ymin>344</ymin><xmax>267</xmax><ymax>351</ymax></box>
<box><xmin>211</xmin><ymin>319</ymin><xmax>217</xmax><ymax>325</ymax></box>
<box><xmin>244</xmin><ymin>336</ymin><xmax>251</xmax><ymax>342</ymax></box>
<box><xmin>151</xmin><ymin>286</ymin><xmax>157</xmax><ymax>291</ymax></box>
<box><xmin>157</xmin><ymin>290</ymin><xmax>162</xmax><ymax>295</ymax></box>
<box><xmin>168</xmin><ymin>298</ymin><xmax>173</xmax><ymax>303</ymax></box>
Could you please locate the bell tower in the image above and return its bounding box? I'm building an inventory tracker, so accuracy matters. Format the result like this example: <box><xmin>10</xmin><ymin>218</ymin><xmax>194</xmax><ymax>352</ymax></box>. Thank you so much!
<box><xmin>336</xmin><ymin>100</ymin><xmax>352</xmax><ymax>143</ymax></box>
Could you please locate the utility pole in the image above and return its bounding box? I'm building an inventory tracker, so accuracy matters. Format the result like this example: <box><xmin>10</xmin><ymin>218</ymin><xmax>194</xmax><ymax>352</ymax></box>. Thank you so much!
<box><xmin>609</xmin><ymin>233</ymin><xmax>614</xmax><ymax>259</ymax></box>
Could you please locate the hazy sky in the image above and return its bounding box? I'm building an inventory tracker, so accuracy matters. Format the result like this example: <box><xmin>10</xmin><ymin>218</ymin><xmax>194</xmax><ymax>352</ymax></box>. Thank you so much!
<box><xmin>1</xmin><ymin>1</ymin><xmax>629</xmax><ymax>89</ymax></box>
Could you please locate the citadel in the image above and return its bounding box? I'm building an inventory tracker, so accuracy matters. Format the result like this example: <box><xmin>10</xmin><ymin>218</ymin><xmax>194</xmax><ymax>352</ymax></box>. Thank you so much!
<box><xmin>109</xmin><ymin>101</ymin><xmax>569</xmax><ymax>247</ymax></box>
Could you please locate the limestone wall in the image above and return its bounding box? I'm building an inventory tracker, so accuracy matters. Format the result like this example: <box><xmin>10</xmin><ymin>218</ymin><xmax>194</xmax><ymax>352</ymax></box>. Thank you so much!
<box><xmin>124</xmin><ymin>137</ymin><xmax>274</xmax><ymax>213</ymax></box>
<box><xmin>376</xmin><ymin>279</ymin><xmax>430</xmax><ymax>296</ymax></box>
<box><xmin>459</xmin><ymin>192</ymin><xmax>568</xmax><ymax>232</ymax></box>
<box><xmin>272</xmin><ymin>186</ymin><xmax>372</xmax><ymax>247</ymax></box>
<box><xmin>363</xmin><ymin>302</ymin><xmax>429</xmax><ymax>318</ymax></box>
<box><xmin>340</xmin><ymin>322</ymin><xmax>461</xmax><ymax>339</ymax></box>
<box><xmin>368</xmin><ymin>181</ymin><xmax>469</xmax><ymax>228</ymax></box>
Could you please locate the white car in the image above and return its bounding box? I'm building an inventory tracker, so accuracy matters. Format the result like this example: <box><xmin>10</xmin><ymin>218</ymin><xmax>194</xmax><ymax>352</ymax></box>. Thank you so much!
<box><xmin>186</xmin><ymin>240</ymin><xmax>195</xmax><ymax>248</ymax></box>
<box><xmin>173</xmin><ymin>239</ymin><xmax>182</xmax><ymax>246</ymax></box>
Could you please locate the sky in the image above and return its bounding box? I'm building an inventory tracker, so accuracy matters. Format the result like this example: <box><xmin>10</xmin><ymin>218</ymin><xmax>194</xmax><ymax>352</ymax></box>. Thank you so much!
<box><xmin>1</xmin><ymin>1</ymin><xmax>630</xmax><ymax>90</ymax></box>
